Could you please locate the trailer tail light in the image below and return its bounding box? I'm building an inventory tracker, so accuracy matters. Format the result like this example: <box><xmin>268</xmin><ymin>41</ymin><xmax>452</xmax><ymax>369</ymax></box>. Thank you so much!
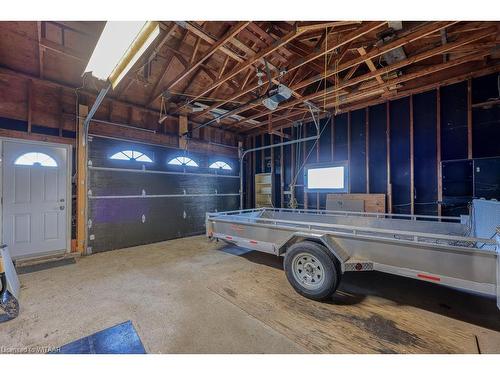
<box><xmin>249</xmin><ymin>240</ymin><xmax>258</xmax><ymax>244</ymax></box>
<box><xmin>225</xmin><ymin>236</ymin><xmax>233</xmax><ymax>240</ymax></box>
<box><xmin>417</xmin><ymin>273</ymin><xmax>441</xmax><ymax>282</ymax></box>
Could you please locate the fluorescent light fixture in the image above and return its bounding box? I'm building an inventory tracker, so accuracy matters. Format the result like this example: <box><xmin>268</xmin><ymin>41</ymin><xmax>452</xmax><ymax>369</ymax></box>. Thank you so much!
<box><xmin>84</xmin><ymin>21</ymin><xmax>160</xmax><ymax>88</ymax></box>
<box><xmin>307</xmin><ymin>166</ymin><xmax>345</xmax><ymax>190</ymax></box>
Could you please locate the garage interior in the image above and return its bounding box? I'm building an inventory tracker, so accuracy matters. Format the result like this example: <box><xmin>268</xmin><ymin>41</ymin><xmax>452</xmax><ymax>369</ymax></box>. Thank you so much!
<box><xmin>0</xmin><ymin>20</ymin><xmax>500</xmax><ymax>354</ymax></box>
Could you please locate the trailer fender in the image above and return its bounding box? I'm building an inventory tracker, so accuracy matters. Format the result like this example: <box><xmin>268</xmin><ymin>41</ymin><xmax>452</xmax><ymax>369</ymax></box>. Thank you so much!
<box><xmin>276</xmin><ymin>232</ymin><xmax>350</xmax><ymax>270</ymax></box>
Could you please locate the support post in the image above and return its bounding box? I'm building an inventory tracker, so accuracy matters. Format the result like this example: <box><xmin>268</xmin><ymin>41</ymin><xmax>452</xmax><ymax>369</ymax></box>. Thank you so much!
<box><xmin>410</xmin><ymin>95</ymin><xmax>415</xmax><ymax>215</ymax></box>
<box><xmin>365</xmin><ymin>107</ymin><xmax>370</xmax><ymax>193</ymax></box>
<box><xmin>347</xmin><ymin>111</ymin><xmax>351</xmax><ymax>193</ymax></box>
<box><xmin>467</xmin><ymin>78</ymin><xmax>473</xmax><ymax>159</ymax></box>
<box><xmin>437</xmin><ymin>87</ymin><xmax>442</xmax><ymax>216</ymax></box>
<box><xmin>386</xmin><ymin>101</ymin><xmax>392</xmax><ymax>214</ymax></box>
<box><xmin>280</xmin><ymin>134</ymin><xmax>284</xmax><ymax>208</ymax></box>
<box><xmin>76</xmin><ymin>104</ymin><xmax>88</xmax><ymax>253</ymax></box>
<box><xmin>179</xmin><ymin>115</ymin><xmax>188</xmax><ymax>149</ymax></box>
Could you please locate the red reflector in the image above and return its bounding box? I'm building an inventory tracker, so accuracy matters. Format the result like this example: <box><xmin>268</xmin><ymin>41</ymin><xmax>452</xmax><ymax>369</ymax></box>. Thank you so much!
<box><xmin>249</xmin><ymin>240</ymin><xmax>258</xmax><ymax>244</ymax></box>
<box><xmin>225</xmin><ymin>236</ymin><xmax>233</xmax><ymax>240</ymax></box>
<box><xmin>417</xmin><ymin>273</ymin><xmax>440</xmax><ymax>282</ymax></box>
<box><xmin>355</xmin><ymin>263</ymin><xmax>363</xmax><ymax>271</ymax></box>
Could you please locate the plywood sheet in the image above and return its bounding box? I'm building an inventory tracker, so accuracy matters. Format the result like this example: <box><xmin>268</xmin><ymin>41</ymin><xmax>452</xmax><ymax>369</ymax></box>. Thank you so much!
<box><xmin>326</xmin><ymin>193</ymin><xmax>385</xmax><ymax>213</ymax></box>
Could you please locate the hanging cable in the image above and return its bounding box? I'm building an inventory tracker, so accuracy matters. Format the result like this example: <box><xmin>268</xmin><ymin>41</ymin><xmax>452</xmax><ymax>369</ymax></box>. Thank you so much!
<box><xmin>288</xmin><ymin>110</ymin><xmax>332</xmax><ymax>209</ymax></box>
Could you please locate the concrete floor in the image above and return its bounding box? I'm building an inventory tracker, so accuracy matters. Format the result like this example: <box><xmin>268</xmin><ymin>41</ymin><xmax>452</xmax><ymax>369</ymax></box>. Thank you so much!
<box><xmin>1</xmin><ymin>235</ymin><xmax>499</xmax><ymax>353</ymax></box>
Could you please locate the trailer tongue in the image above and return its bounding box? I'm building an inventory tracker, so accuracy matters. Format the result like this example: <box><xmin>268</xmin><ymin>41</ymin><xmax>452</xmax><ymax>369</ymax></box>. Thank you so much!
<box><xmin>206</xmin><ymin>201</ymin><xmax>500</xmax><ymax>309</ymax></box>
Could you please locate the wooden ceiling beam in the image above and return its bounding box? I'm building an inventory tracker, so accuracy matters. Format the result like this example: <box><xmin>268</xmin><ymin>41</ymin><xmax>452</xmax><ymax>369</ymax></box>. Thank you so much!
<box><xmin>357</xmin><ymin>46</ymin><xmax>389</xmax><ymax>92</ymax></box>
<box><xmin>191</xmin><ymin>21</ymin><xmax>385</xmax><ymax>122</ymax></box>
<box><xmin>237</xmin><ymin>26</ymin><xmax>497</xmax><ymax>129</ymax></box>
<box><xmin>297</xmin><ymin>21</ymin><xmax>362</xmax><ymax>33</ymax></box>
<box><xmin>150</xmin><ymin>21</ymin><xmax>250</xmax><ymax>105</ymax></box>
<box><xmin>322</xmin><ymin>49</ymin><xmax>493</xmax><ymax>107</ymax></box>
<box><xmin>145</xmin><ymin>27</ymin><xmax>188</xmax><ymax>106</ymax></box>
<box><xmin>175</xmin><ymin>25</ymin><xmax>310</xmax><ymax>114</ymax></box>
<box><xmin>175</xmin><ymin>21</ymin><xmax>245</xmax><ymax>63</ymax></box>
<box><xmin>292</xmin><ymin>21</ymin><xmax>457</xmax><ymax>92</ymax></box>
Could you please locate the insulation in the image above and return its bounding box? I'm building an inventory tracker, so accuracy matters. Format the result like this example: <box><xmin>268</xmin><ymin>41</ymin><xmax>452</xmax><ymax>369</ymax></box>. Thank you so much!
<box><xmin>389</xmin><ymin>97</ymin><xmax>411</xmax><ymax>214</ymax></box>
<box><xmin>413</xmin><ymin>90</ymin><xmax>438</xmax><ymax>215</ymax></box>
<box><xmin>368</xmin><ymin>103</ymin><xmax>387</xmax><ymax>194</ymax></box>
<box><xmin>349</xmin><ymin>109</ymin><xmax>367</xmax><ymax>194</ymax></box>
<box><xmin>440</xmin><ymin>81</ymin><xmax>468</xmax><ymax>161</ymax></box>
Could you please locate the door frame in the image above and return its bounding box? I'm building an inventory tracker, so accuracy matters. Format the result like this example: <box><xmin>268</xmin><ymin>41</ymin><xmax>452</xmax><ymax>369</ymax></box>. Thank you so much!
<box><xmin>0</xmin><ymin>137</ymin><xmax>73</xmax><ymax>257</ymax></box>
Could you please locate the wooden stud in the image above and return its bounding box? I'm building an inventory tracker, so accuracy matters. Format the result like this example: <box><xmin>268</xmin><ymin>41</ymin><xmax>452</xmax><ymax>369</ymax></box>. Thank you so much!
<box><xmin>76</xmin><ymin>104</ymin><xmax>88</xmax><ymax>253</ymax></box>
<box><xmin>316</xmin><ymin>125</ymin><xmax>320</xmax><ymax>210</ymax></box>
<box><xmin>303</xmin><ymin>124</ymin><xmax>308</xmax><ymax>209</ymax></box>
<box><xmin>270</xmin><ymin>134</ymin><xmax>275</xmax><ymax>207</ymax></box>
<box><xmin>347</xmin><ymin>111</ymin><xmax>351</xmax><ymax>193</ymax></box>
<box><xmin>291</xmin><ymin>126</ymin><xmax>296</xmax><ymax>207</ymax></box>
<box><xmin>365</xmin><ymin>107</ymin><xmax>370</xmax><ymax>193</ymax></box>
<box><xmin>386</xmin><ymin>101</ymin><xmax>392</xmax><ymax>214</ymax></box>
<box><xmin>261</xmin><ymin>134</ymin><xmax>265</xmax><ymax>173</ymax></box>
<box><xmin>331</xmin><ymin>115</ymin><xmax>335</xmax><ymax>161</ymax></box>
<box><xmin>179</xmin><ymin>115</ymin><xmax>188</xmax><ymax>149</ymax></box>
<box><xmin>280</xmin><ymin>134</ymin><xmax>284</xmax><ymax>208</ymax></box>
<box><xmin>436</xmin><ymin>87</ymin><xmax>443</xmax><ymax>216</ymax></box>
<box><xmin>467</xmin><ymin>78</ymin><xmax>473</xmax><ymax>159</ymax></box>
<box><xmin>410</xmin><ymin>95</ymin><xmax>415</xmax><ymax>215</ymax></box>
<box><xmin>252</xmin><ymin>135</ymin><xmax>256</xmax><ymax>207</ymax></box>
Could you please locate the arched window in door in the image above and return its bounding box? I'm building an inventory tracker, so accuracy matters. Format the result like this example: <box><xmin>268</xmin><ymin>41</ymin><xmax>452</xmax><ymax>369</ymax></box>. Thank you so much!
<box><xmin>14</xmin><ymin>152</ymin><xmax>58</xmax><ymax>167</ymax></box>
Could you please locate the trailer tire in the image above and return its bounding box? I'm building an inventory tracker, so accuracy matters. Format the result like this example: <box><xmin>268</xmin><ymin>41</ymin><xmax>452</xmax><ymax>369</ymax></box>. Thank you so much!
<box><xmin>284</xmin><ymin>241</ymin><xmax>340</xmax><ymax>301</ymax></box>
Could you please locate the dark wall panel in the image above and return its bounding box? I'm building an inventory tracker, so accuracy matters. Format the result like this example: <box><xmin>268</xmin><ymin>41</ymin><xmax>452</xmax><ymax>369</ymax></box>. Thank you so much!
<box><xmin>255</xmin><ymin>135</ymin><xmax>262</xmax><ymax>173</ymax></box>
<box><xmin>368</xmin><ymin>104</ymin><xmax>387</xmax><ymax>194</ymax></box>
<box><xmin>333</xmin><ymin>113</ymin><xmax>348</xmax><ymax>162</ymax></box>
<box><xmin>251</xmin><ymin>74</ymin><xmax>499</xmax><ymax>217</ymax></box>
<box><xmin>318</xmin><ymin>116</ymin><xmax>332</xmax><ymax>162</ymax></box>
<box><xmin>413</xmin><ymin>91</ymin><xmax>438</xmax><ymax>215</ymax></box>
<box><xmin>471</xmin><ymin>74</ymin><xmax>500</xmax><ymax>159</ymax></box>
<box><xmin>389</xmin><ymin>97</ymin><xmax>411</xmax><ymax>214</ymax></box>
<box><xmin>473</xmin><ymin>107</ymin><xmax>500</xmax><ymax>158</ymax></box>
<box><xmin>88</xmin><ymin>136</ymin><xmax>239</xmax><ymax>252</ymax></box>
<box><xmin>441</xmin><ymin>81</ymin><xmax>468</xmax><ymax>161</ymax></box>
<box><xmin>282</xmin><ymin>127</ymin><xmax>292</xmax><ymax>208</ymax></box>
<box><xmin>305</xmin><ymin>123</ymin><xmax>318</xmax><ymax>208</ymax></box>
<box><xmin>263</xmin><ymin>133</ymin><xmax>271</xmax><ymax>173</ymax></box>
<box><xmin>349</xmin><ymin>109</ymin><xmax>367</xmax><ymax>193</ymax></box>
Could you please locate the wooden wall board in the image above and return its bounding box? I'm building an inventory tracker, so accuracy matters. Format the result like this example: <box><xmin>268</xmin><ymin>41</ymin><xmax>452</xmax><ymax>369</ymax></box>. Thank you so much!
<box><xmin>326</xmin><ymin>193</ymin><xmax>386</xmax><ymax>213</ymax></box>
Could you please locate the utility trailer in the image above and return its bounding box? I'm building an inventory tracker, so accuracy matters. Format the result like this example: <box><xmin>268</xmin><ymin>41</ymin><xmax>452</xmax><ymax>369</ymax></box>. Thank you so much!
<box><xmin>206</xmin><ymin>207</ymin><xmax>500</xmax><ymax>309</ymax></box>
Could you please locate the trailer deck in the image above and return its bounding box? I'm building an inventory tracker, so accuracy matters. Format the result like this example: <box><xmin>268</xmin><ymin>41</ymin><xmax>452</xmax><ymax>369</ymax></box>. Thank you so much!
<box><xmin>207</xmin><ymin>207</ymin><xmax>499</xmax><ymax>308</ymax></box>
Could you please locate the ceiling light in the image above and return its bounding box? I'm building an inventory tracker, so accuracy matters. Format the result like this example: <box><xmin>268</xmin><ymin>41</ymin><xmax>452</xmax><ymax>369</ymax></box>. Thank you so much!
<box><xmin>84</xmin><ymin>21</ymin><xmax>160</xmax><ymax>88</ymax></box>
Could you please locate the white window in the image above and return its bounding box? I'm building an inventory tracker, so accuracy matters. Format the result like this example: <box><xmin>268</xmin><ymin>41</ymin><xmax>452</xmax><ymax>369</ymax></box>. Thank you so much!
<box><xmin>110</xmin><ymin>150</ymin><xmax>153</xmax><ymax>163</ymax></box>
<box><xmin>14</xmin><ymin>152</ymin><xmax>58</xmax><ymax>167</ymax></box>
<box><xmin>306</xmin><ymin>164</ymin><xmax>347</xmax><ymax>192</ymax></box>
<box><xmin>168</xmin><ymin>156</ymin><xmax>198</xmax><ymax>167</ymax></box>
<box><xmin>209</xmin><ymin>161</ymin><xmax>232</xmax><ymax>170</ymax></box>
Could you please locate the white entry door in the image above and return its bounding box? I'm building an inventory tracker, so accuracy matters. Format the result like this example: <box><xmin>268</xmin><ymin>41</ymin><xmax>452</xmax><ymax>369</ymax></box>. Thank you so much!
<box><xmin>2</xmin><ymin>141</ymin><xmax>68</xmax><ymax>259</ymax></box>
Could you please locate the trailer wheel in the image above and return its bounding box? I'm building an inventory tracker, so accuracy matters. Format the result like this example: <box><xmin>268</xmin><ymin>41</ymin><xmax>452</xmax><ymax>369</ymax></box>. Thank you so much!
<box><xmin>284</xmin><ymin>241</ymin><xmax>340</xmax><ymax>301</ymax></box>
